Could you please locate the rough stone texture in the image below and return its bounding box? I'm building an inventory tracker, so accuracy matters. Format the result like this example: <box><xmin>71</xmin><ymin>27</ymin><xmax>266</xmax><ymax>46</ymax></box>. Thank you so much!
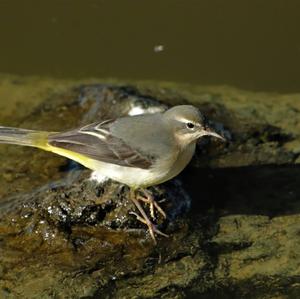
<box><xmin>0</xmin><ymin>75</ymin><xmax>300</xmax><ymax>298</ymax></box>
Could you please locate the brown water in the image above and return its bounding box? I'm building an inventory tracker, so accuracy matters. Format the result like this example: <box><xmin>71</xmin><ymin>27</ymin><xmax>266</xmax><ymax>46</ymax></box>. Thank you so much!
<box><xmin>0</xmin><ymin>0</ymin><xmax>300</xmax><ymax>92</ymax></box>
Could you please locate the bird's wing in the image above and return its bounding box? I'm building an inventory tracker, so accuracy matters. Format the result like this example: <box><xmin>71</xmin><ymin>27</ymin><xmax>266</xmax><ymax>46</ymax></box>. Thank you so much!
<box><xmin>47</xmin><ymin>120</ymin><xmax>153</xmax><ymax>169</ymax></box>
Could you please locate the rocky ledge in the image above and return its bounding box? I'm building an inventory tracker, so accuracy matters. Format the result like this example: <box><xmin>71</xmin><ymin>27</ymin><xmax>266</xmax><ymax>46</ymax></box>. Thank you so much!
<box><xmin>0</xmin><ymin>76</ymin><xmax>300</xmax><ymax>298</ymax></box>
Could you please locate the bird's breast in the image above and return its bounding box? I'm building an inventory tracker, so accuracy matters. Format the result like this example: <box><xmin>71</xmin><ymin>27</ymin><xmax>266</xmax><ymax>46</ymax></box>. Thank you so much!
<box><xmin>160</xmin><ymin>141</ymin><xmax>196</xmax><ymax>183</ymax></box>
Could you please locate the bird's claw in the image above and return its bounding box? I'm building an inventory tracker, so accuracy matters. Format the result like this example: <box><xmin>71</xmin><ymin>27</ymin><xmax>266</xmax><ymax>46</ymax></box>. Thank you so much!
<box><xmin>137</xmin><ymin>189</ymin><xmax>167</xmax><ymax>220</ymax></box>
<box><xmin>129</xmin><ymin>188</ymin><xmax>168</xmax><ymax>244</ymax></box>
<box><xmin>130</xmin><ymin>211</ymin><xmax>169</xmax><ymax>244</ymax></box>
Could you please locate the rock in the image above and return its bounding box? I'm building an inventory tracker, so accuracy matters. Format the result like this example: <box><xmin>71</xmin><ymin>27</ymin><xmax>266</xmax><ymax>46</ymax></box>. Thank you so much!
<box><xmin>0</xmin><ymin>75</ymin><xmax>300</xmax><ymax>298</ymax></box>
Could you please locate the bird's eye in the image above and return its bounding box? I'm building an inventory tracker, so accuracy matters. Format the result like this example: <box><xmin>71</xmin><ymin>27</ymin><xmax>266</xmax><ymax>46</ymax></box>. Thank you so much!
<box><xmin>186</xmin><ymin>122</ymin><xmax>195</xmax><ymax>129</ymax></box>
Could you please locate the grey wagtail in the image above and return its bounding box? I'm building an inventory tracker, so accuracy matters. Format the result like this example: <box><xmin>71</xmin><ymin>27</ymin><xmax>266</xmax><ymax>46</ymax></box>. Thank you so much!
<box><xmin>0</xmin><ymin>105</ymin><xmax>224</xmax><ymax>243</ymax></box>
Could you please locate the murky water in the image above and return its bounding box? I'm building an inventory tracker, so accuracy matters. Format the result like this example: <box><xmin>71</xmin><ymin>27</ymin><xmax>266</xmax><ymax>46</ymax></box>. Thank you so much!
<box><xmin>0</xmin><ymin>0</ymin><xmax>300</xmax><ymax>92</ymax></box>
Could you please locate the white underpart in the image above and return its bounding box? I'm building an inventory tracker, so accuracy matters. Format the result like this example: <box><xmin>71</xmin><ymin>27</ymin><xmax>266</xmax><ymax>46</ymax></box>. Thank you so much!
<box><xmin>88</xmin><ymin>141</ymin><xmax>196</xmax><ymax>188</ymax></box>
<box><xmin>89</xmin><ymin>170</ymin><xmax>109</xmax><ymax>184</ymax></box>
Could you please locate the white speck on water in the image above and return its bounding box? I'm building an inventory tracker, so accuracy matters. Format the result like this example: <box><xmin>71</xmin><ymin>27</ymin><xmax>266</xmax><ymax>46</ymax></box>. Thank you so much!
<box><xmin>154</xmin><ymin>44</ymin><xmax>164</xmax><ymax>52</ymax></box>
<box><xmin>89</xmin><ymin>171</ymin><xmax>109</xmax><ymax>183</ymax></box>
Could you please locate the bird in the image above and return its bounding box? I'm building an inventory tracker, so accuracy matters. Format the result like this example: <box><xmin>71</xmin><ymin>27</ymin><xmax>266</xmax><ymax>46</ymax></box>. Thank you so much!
<box><xmin>0</xmin><ymin>105</ymin><xmax>225</xmax><ymax>243</ymax></box>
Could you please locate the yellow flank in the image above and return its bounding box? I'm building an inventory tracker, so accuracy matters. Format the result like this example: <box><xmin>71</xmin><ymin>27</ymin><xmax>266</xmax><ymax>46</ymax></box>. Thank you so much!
<box><xmin>28</xmin><ymin>131</ymin><xmax>96</xmax><ymax>171</ymax></box>
<box><xmin>46</xmin><ymin>144</ymin><xmax>95</xmax><ymax>170</ymax></box>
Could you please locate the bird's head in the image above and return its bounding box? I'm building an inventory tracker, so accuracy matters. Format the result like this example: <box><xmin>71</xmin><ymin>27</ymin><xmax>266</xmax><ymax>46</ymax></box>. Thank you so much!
<box><xmin>163</xmin><ymin>105</ymin><xmax>225</xmax><ymax>146</ymax></box>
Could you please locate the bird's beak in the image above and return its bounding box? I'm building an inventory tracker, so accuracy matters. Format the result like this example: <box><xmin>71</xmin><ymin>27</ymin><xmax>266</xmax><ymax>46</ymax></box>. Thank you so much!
<box><xmin>202</xmin><ymin>127</ymin><xmax>226</xmax><ymax>141</ymax></box>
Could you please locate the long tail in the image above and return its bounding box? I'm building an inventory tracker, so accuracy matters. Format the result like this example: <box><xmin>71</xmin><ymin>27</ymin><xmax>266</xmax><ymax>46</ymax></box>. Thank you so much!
<box><xmin>0</xmin><ymin>126</ymin><xmax>51</xmax><ymax>149</ymax></box>
<box><xmin>0</xmin><ymin>126</ymin><xmax>96</xmax><ymax>170</ymax></box>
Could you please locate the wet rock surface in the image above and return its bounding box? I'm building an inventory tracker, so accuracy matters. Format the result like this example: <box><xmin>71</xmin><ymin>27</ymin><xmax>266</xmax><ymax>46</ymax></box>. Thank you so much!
<box><xmin>0</xmin><ymin>76</ymin><xmax>300</xmax><ymax>298</ymax></box>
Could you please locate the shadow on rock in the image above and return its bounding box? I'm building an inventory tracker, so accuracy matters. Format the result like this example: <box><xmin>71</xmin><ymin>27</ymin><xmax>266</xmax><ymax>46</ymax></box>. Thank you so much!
<box><xmin>183</xmin><ymin>163</ymin><xmax>300</xmax><ymax>217</ymax></box>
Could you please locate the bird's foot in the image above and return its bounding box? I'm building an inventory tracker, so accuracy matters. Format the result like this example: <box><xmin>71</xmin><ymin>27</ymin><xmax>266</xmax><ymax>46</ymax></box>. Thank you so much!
<box><xmin>129</xmin><ymin>189</ymin><xmax>168</xmax><ymax>244</ymax></box>
<box><xmin>137</xmin><ymin>189</ymin><xmax>167</xmax><ymax>220</ymax></box>
<box><xmin>129</xmin><ymin>211</ymin><xmax>169</xmax><ymax>244</ymax></box>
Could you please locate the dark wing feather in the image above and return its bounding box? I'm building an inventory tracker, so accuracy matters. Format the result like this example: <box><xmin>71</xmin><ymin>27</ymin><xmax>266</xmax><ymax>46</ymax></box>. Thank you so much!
<box><xmin>47</xmin><ymin>120</ymin><xmax>153</xmax><ymax>169</ymax></box>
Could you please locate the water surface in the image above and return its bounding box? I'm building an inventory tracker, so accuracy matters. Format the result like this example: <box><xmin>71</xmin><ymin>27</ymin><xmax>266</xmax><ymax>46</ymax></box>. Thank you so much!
<box><xmin>0</xmin><ymin>0</ymin><xmax>299</xmax><ymax>92</ymax></box>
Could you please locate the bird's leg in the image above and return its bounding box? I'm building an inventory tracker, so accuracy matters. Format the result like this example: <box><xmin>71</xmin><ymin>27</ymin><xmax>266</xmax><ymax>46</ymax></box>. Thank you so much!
<box><xmin>137</xmin><ymin>188</ymin><xmax>167</xmax><ymax>220</ymax></box>
<box><xmin>129</xmin><ymin>188</ymin><xmax>168</xmax><ymax>244</ymax></box>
